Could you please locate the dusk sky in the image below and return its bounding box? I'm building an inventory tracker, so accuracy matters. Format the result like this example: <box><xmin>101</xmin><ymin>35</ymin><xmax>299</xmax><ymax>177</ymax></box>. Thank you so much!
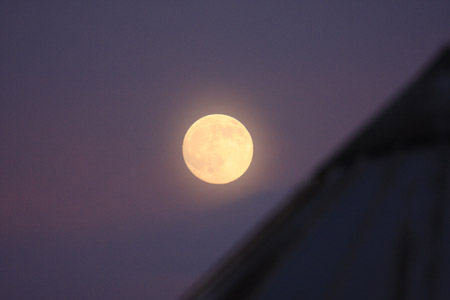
<box><xmin>1</xmin><ymin>1</ymin><xmax>450</xmax><ymax>299</ymax></box>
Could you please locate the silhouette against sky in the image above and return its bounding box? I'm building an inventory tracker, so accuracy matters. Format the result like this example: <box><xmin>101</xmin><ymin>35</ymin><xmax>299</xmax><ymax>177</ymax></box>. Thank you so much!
<box><xmin>183</xmin><ymin>46</ymin><xmax>450</xmax><ymax>300</ymax></box>
<box><xmin>1</xmin><ymin>2</ymin><xmax>449</xmax><ymax>299</ymax></box>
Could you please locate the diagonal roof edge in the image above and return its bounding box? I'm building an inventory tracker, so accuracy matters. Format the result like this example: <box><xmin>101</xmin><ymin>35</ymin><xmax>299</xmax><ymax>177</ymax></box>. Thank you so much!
<box><xmin>181</xmin><ymin>44</ymin><xmax>450</xmax><ymax>300</ymax></box>
<box><xmin>317</xmin><ymin>43</ymin><xmax>450</xmax><ymax>177</ymax></box>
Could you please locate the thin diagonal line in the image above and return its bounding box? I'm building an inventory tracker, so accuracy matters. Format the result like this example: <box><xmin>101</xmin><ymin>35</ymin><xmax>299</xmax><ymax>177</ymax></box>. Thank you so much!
<box><xmin>323</xmin><ymin>153</ymin><xmax>400</xmax><ymax>300</ymax></box>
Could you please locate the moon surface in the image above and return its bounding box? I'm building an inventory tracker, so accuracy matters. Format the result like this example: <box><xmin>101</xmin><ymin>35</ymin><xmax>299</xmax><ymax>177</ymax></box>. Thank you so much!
<box><xmin>182</xmin><ymin>114</ymin><xmax>253</xmax><ymax>184</ymax></box>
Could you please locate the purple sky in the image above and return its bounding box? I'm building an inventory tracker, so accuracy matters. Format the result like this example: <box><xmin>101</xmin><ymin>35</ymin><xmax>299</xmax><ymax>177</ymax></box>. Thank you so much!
<box><xmin>1</xmin><ymin>1</ymin><xmax>449</xmax><ymax>299</ymax></box>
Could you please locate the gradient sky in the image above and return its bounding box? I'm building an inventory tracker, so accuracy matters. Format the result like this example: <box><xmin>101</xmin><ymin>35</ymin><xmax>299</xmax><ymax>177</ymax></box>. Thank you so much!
<box><xmin>1</xmin><ymin>1</ymin><xmax>449</xmax><ymax>299</ymax></box>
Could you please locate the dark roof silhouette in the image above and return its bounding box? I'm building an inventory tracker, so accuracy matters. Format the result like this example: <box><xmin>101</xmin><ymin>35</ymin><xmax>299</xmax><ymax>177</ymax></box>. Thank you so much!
<box><xmin>182</xmin><ymin>45</ymin><xmax>450</xmax><ymax>300</ymax></box>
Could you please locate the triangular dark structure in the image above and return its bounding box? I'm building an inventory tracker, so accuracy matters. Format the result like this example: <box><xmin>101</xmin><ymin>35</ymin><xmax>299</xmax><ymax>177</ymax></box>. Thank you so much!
<box><xmin>183</xmin><ymin>45</ymin><xmax>450</xmax><ymax>300</ymax></box>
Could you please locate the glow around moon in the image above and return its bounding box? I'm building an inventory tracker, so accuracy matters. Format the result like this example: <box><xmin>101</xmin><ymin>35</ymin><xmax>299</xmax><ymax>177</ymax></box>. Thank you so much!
<box><xmin>182</xmin><ymin>114</ymin><xmax>253</xmax><ymax>184</ymax></box>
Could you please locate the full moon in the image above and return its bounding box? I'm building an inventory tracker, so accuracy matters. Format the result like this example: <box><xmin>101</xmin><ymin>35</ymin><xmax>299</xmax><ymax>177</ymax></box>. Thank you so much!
<box><xmin>182</xmin><ymin>114</ymin><xmax>253</xmax><ymax>184</ymax></box>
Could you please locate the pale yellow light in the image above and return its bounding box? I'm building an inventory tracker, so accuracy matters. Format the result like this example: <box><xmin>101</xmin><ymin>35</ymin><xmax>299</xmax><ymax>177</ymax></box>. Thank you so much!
<box><xmin>182</xmin><ymin>114</ymin><xmax>253</xmax><ymax>184</ymax></box>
